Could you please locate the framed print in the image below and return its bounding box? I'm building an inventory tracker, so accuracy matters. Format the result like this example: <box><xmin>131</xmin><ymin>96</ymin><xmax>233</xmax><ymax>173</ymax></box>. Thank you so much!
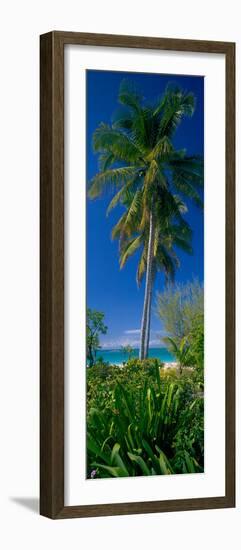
<box><xmin>40</xmin><ymin>31</ymin><xmax>235</xmax><ymax>519</ymax></box>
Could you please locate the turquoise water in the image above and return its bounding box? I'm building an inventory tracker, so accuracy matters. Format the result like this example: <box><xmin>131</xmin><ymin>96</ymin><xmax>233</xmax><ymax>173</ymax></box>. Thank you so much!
<box><xmin>95</xmin><ymin>347</ymin><xmax>174</xmax><ymax>365</ymax></box>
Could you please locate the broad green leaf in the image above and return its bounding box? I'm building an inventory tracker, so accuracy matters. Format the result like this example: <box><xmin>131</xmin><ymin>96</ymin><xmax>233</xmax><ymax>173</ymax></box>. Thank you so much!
<box><xmin>127</xmin><ymin>452</ymin><xmax>151</xmax><ymax>476</ymax></box>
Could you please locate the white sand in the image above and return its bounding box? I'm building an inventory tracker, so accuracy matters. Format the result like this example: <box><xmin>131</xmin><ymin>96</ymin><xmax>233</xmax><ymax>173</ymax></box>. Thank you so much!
<box><xmin>163</xmin><ymin>362</ymin><xmax>178</xmax><ymax>369</ymax></box>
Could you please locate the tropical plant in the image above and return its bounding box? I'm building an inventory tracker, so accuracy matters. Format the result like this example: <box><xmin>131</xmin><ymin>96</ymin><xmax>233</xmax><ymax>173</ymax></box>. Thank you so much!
<box><xmin>164</xmin><ymin>335</ymin><xmax>190</xmax><ymax>373</ymax></box>
<box><xmin>87</xmin><ymin>308</ymin><xmax>107</xmax><ymax>367</ymax></box>
<box><xmin>121</xmin><ymin>344</ymin><xmax>134</xmax><ymax>361</ymax></box>
<box><xmin>115</xmin><ymin>200</ymin><xmax>193</xmax><ymax>358</ymax></box>
<box><xmin>157</xmin><ymin>280</ymin><xmax>204</xmax><ymax>380</ymax></box>
<box><xmin>188</xmin><ymin>313</ymin><xmax>204</xmax><ymax>371</ymax></box>
<box><xmin>88</xmin><ymin>80</ymin><xmax>203</xmax><ymax>358</ymax></box>
<box><xmin>87</xmin><ymin>364</ymin><xmax>203</xmax><ymax>478</ymax></box>
<box><xmin>87</xmin><ymin>358</ymin><xmax>163</xmax><ymax>415</ymax></box>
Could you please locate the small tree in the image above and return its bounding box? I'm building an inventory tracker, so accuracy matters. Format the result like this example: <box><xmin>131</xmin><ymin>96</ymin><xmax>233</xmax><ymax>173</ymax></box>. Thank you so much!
<box><xmin>87</xmin><ymin>308</ymin><xmax>107</xmax><ymax>367</ymax></box>
<box><xmin>156</xmin><ymin>280</ymin><xmax>203</xmax><ymax>343</ymax></box>
<box><xmin>164</xmin><ymin>335</ymin><xmax>190</xmax><ymax>374</ymax></box>
<box><xmin>157</xmin><ymin>280</ymin><xmax>204</xmax><ymax>372</ymax></box>
<box><xmin>165</xmin><ymin>314</ymin><xmax>204</xmax><ymax>376</ymax></box>
<box><xmin>121</xmin><ymin>344</ymin><xmax>134</xmax><ymax>362</ymax></box>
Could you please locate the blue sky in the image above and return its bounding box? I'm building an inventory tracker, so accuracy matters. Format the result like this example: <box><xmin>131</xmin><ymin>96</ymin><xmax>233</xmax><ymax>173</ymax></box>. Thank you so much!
<box><xmin>86</xmin><ymin>70</ymin><xmax>204</xmax><ymax>349</ymax></box>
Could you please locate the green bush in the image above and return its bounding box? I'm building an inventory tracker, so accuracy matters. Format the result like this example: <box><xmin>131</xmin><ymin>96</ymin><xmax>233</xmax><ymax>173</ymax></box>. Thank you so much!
<box><xmin>87</xmin><ymin>358</ymin><xmax>162</xmax><ymax>411</ymax></box>
<box><xmin>87</xmin><ymin>360</ymin><xmax>204</xmax><ymax>478</ymax></box>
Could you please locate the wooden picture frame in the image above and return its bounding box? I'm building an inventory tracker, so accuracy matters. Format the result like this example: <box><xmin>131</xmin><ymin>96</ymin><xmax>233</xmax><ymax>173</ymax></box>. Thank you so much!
<box><xmin>40</xmin><ymin>31</ymin><xmax>235</xmax><ymax>519</ymax></box>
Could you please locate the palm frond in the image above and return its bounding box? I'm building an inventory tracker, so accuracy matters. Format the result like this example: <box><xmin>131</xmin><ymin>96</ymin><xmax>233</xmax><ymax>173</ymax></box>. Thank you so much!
<box><xmin>111</xmin><ymin>212</ymin><xmax>128</xmax><ymax>240</ymax></box>
<box><xmin>93</xmin><ymin>123</ymin><xmax>144</xmax><ymax>164</ymax></box>
<box><xmin>172</xmin><ymin>235</ymin><xmax>193</xmax><ymax>254</ymax></box>
<box><xmin>98</xmin><ymin>151</ymin><xmax>115</xmax><ymax>171</ymax></box>
<box><xmin>173</xmin><ymin>221</ymin><xmax>192</xmax><ymax>241</ymax></box>
<box><xmin>118</xmin><ymin>82</ymin><xmax>152</xmax><ymax>153</ymax></box>
<box><xmin>106</xmin><ymin>187</ymin><xmax>128</xmax><ymax>216</ymax></box>
<box><xmin>153</xmin><ymin>227</ymin><xmax>160</xmax><ymax>257</ymax></box>
<box><xmin>171</xmin><ymin>194</ymin><xmax>188</xmax><ymax>215</ymax></box>
<box><xmin>155</xmin><ymin>188</ymin><xmax>188</xmax><ymax>225</ymax></box>
<box><xmin>146</xmin><ymin>136</ymin><xmax>173</xmax><ymax>162</ymax></box>
<box><xmin>164</xmin><ymin>336</ymin><xmax>179</xmax><ymax>355</ymax></box>
<box><xmin>88</xmin><ymin>166</ymin><xmax>138</xmax><ymax>198</ymax></box>
<box><xmin>120</xmin><ymin>235</ymin><xmax>143</xmax><ymax>268</ymax></box>
<box><xmin>118</xmin><ymin>79</ymin><xmax>143</xmax><ymax>111</ymax></box>
<box><xmin>170</xmin><ymin>154</ymin><xmax>203</xmax><ymax>171</ymax></box>
<box><xmin>112</xmin><ymin>106</ymin><xmax>133</xmax><ymax>131</ymax></box>
<box><xmin>156</xmin><ymin>85</ymin><xmax>195</xmax><ymax>139</ymax></box>
<box><xmin>124</xmin><ymin>189</ymin><xmax>143</xmax><ymax>228</ymax></box>
<box><xmin>171</xmin><ymin>174</ymin><xmax>203</xmax><ymax>208</ymax></box>
<box><xmin>144</xmin><ymin>160</ymin><xmax>158</xmax><ymax>188</ymax></box>
<box><xmin>169</xmin><ymin>155</ymin><xmax>204</xmax><ymax>187</ymax></box>
<box><xmin>106</xmin><ymin>176</ymin><xmax>141</xmax><ymax>215</ymax></box>
<box><xmin>136</xmin><ymin>245</ymin><xmax>147</xmax><ymax>286</ymax></box>
<box><xmin>156</xmin><ymin>245</ymin><xmax>177</xmax><ymax>282</ymax></box>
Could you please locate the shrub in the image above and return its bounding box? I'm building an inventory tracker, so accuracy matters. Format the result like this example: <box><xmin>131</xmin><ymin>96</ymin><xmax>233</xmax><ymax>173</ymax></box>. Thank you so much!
<box><xmin>87</xmin><ymin>360</ymin><xmax>204</xmax><ymax>478</ymax></box>
<box><xmin>156</xmin><ymin>280</ymin><xmax>204</xmax><ymax>343</ymax></box>
<box><xmin>156</xmin><ymin>280</ymin><xmax>204</xmax><ymax>379</ymax></box>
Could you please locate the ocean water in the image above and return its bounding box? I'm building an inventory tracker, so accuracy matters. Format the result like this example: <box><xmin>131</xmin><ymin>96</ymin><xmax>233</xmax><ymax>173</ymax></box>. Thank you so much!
<box><xmin>95</xmin><ymin>347</ymin><xmax>174</xmax><ymax>366</ymax></box>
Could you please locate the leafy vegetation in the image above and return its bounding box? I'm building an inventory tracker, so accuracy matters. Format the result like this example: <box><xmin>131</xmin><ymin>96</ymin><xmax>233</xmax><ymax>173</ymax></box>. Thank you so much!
<box><xmin>156</xmin><ymin>279</ymin><xmax>204</xmax><ymax>343</ymax></box>
<box><xmin>157</xmin><ymin>280</ymin><xmax>204</xmax><ymax>381</ymax></box>
<box><xmin>87</xmin><ymin>359</ymin><xmax>204</xmax><ymax>478</ymax></box>
<box><xmin>87</xmin><ymin>308</ymin><xmax>107</xmax><ymax>367</ymax></box>
<box><xmin>121</xmin><ymin>345</ymin><xmax>134</xmax><ymax>361</ymax></box>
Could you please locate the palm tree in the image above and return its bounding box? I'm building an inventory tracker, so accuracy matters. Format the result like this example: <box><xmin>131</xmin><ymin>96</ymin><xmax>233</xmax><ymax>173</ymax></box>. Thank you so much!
<box><xmin>165</xmin><ymin>336</ymin><xmax>190</xmax><ymax>374</ymax></box>
<box><xmin>88</xmin><ymin>80</ymin><xmax>203</xmax><ymax>359</ymax></box>
<box><xmin>111</xmin><ymin>189</ymin><xmax>193</xmax><ymax>358</ymax></box>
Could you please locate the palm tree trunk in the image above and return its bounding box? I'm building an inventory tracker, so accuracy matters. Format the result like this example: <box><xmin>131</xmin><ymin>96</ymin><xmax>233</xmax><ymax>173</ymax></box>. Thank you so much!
<box><xmin>139</xmin><ymin>208</ymin><xmax>155</xmax><ymax>360</ymax></box>
<box><xmin>144</xmin><ymin>270</ymin><xmax>154</xmax><ymax>358</ymax></box>
<box><xmin>88</xmin><ymin>345</ymin><xmax>94</xmax><ymax>367</ymax></box>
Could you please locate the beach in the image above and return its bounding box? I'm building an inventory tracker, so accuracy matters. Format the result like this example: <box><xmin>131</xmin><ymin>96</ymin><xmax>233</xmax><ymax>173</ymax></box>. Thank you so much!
<box><xmin>94</xmin><ymin>347</ymin><xmax>175</xmax><ymax>367</ymax></box>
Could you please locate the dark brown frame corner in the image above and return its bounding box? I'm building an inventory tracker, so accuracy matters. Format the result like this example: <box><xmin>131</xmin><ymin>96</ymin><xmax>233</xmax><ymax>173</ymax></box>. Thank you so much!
<box><xmin>40</xmin><ymin>31</ymin><xmax>235</xmax><ymax>519</ymax></box>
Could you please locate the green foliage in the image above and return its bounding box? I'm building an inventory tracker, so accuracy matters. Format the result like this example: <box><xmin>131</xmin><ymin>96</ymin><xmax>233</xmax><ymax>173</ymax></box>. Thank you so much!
<box><xmin>188</xmin><ymin>314</ymin><xmax>204</xmax><ymax>370</ymax></box>
<box><xmin>87</xmin><ymin>308</ymin><xmax>107</xmax><ymax>367</ymax></box>
<box><xmin>121</xmin><ymin>345</ymin><xmax>134</xmax><ymax>361</ymax></box>
<box><xmin>87</xmin><ymin>358</ymin><xmax>162</xmax><ymax>413</ymax></box>
<box><xmin>88</xmin><ymin>80</ymin><xmax>203</xmax><ymax>294</ymax></box>
<box><xmin>156</xmin><ymin>279</ymin><xmax>204</xmax><ymax>343</ymax></box>
<box><xmin>157</xmin><ymin>281</ymin><xmax>204</xmax><ymax>385</ymax></box>
<box><xmin>87</xmin><ymin>360</ymin><xmax>204</xmax><ymax>478</ymax></box>
<box><xmin>172</xmin><ymin>397</ymin><xmax>204</xmax><ymax>473</ymax></box>
<box><xmin>164</xmin><ymin>335</ymin><xmax>191</xmax><ymax>372</ymax></box>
